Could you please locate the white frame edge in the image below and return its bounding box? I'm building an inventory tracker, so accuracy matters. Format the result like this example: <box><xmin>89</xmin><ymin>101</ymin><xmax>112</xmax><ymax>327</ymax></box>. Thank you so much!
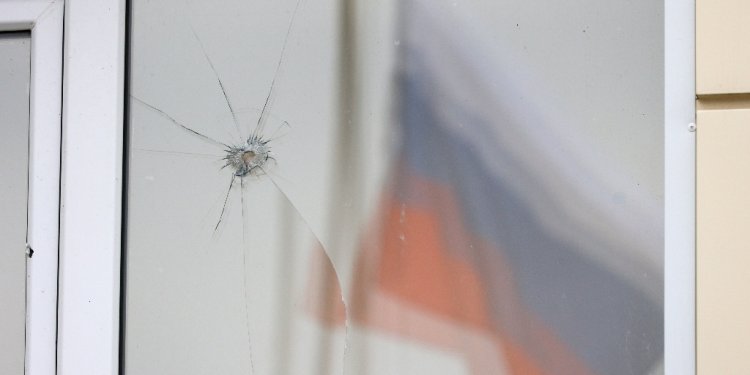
<box><xmin>0</xmin><ymin>1</ymin><xmax>64</xmax><ymax>375</ymax></box>
<box><xmin>57</xmin><ymin>0</ymin><xmax>126</xmax><ymax>374</ymax></box>
<box><xmin>664</xmin><ymin>0</ymin><xmax>696</xmax><ymax>373</ymax></box>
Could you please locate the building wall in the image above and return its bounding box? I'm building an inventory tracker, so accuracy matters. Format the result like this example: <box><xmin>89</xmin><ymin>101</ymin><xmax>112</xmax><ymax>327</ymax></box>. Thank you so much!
<box><xmin>696</xmin><ymin>0</ymin><xmax>750</xmax><ymax>372</ymax></box>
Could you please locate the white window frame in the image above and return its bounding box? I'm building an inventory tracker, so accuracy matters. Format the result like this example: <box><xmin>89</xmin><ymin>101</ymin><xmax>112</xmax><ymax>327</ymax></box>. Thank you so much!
<box><xmin>56</xmin><ymin>0</ymin><xmax>125</xmax><ymax>374</ymax></box>
<box><xmin>52</xmin><ymin>0</ymin><xmax>696</xmax><ymax>374</ymax></box>
<box><xmin>664</xmin><ymin>0</ymin><xmax>696</xmax><ymax>373</ymax></box>
<box><xmin>0</xmin><ymin>2</ymin><xmax>63</xmax><ymax>375</ymax></box>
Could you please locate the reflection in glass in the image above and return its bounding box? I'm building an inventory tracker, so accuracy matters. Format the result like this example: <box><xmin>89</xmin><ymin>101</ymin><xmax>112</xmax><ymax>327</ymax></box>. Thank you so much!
<box><xmin>340</xmin><ymin>1</ymin><xmax>663</xmax><ymax>374</ymax></box>
<box><xmin>126</xmin><ymin>0</ymin><xmax>663</xmax><ymax>373</ymax></box>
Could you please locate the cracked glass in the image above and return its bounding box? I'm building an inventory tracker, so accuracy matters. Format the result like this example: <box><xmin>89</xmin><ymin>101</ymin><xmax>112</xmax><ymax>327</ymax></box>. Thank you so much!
<box><xmin>125</xmin><ymin>0</ymin><xmax>664</xmax><ymax>374</ymax></box>
<box><xmin>126</xmin><ymin>0</ymin><xmax>349</xmax><ymax>374</ymax></box>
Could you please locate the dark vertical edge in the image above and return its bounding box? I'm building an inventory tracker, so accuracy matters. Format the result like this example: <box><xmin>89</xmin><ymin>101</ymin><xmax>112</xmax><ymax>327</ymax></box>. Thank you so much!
<box><xmin>22</xmin><ymin>28</ymin><xmax>33</xmax><ymax>375</ymax></box>
<box><xmin>54</xmin><ymin>7</ymin><xmax>66</xmax><ymax>373</ymax></box>
<box><xmin>118</xmin><ymin>0</ymin><xmax>132</xmax><ymax>373</ymax></box>
<box><xmin>55</xmin><ymin>2</ymin><xmax>68</xmax><ymax>374</ymax></box>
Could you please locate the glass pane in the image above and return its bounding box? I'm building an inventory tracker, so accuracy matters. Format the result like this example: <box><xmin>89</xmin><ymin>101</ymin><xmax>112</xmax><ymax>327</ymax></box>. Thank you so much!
<box><xmin>0</xmin><ymin>32</ymin><xmax>31</xmax><ymax>375</ymax></box>
<box><xmin>125</xmin><ymin>0</ymin><xmax>663</xmax><ymax>374</ymax></box>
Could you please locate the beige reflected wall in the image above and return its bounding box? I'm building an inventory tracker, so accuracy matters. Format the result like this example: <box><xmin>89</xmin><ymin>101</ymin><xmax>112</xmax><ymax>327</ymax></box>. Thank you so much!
<box><xmin>696</xmin><ymin>0</ymin><xmax>750</xmax><ymax>373</ymax></box>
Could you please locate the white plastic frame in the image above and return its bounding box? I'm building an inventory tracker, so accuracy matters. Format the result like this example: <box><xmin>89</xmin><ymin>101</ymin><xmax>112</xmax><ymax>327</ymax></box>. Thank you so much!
<box><xmin>56</xmin><ymin>0</ymin><xmax>125</xmax><ymax>374</ymax></box>
<box><xmin>0</xmin><ymin>1</ymin><xmax>63</xmax><ymax>375</ymax></box>
<box><xmin>664</xmin><ymin>0</ymin><xmax>696</xmax><ymax>373</ymax></box>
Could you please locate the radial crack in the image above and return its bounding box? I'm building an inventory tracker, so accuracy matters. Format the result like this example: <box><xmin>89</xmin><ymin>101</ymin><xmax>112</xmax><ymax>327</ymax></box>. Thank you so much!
<box><xmin>131</xmin><ymin>96</ymin><xmax>230</xmax><ymax>148</ymax></box>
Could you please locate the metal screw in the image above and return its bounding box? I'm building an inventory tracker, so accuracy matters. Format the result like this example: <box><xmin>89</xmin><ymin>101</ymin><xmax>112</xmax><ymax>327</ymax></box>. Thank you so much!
<box><xmin>688</xmin><ymin>123</ymin><xmax>696</xmax><ymax>132</ymax></box>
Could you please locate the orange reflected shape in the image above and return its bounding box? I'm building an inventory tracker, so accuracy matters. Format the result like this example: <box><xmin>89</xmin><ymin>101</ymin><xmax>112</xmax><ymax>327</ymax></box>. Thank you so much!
<box><xmin>346</xmin><ymin>167</ymin><xmax>595</xmax><ymax>375</ymax></box>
